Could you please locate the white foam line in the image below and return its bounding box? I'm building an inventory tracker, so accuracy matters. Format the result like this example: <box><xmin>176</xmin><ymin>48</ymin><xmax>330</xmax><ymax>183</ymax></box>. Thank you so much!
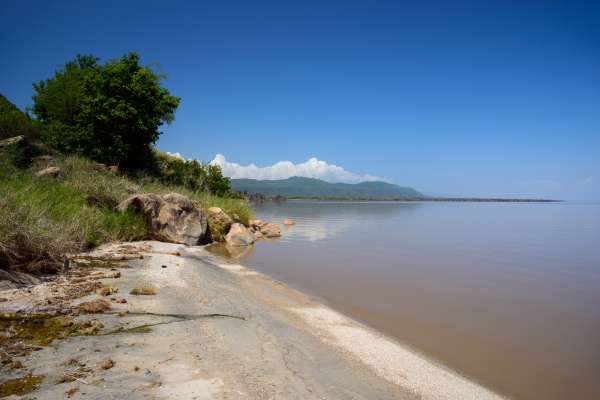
<box><xmin>216</xmin><ymin>263</ymin><xmax>259</xmax><ymax>276</ymax></box>
<box><xmin>291</xmin><ymin>307</ymin><xmax>506</xmax><ymax>400</ymax></box>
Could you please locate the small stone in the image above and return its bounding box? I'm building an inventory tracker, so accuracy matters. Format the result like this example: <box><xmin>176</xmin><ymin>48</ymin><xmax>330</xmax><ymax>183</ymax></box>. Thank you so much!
<box><xmin>100</xmin><ymin>358</ymin><xmax>114</xmax><ymax>370</ymax></box>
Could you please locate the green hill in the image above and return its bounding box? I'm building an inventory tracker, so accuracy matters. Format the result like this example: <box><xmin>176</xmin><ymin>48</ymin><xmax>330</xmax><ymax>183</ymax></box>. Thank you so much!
<box><xmin>231</xmin><ymin>176</ymin><xmax>424</xmax><ymax>199</ymax></box>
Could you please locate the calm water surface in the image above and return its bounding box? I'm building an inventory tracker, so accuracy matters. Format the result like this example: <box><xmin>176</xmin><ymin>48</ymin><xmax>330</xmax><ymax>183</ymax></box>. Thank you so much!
<box><xmin>223</xmin><ymin>201</ymin><xmax>600</xmax><ymax>399</ymax></box>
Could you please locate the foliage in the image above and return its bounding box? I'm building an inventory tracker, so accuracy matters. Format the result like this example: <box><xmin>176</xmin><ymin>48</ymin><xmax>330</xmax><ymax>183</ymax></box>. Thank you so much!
<box><xmin>32</xmin><ymin>53</ymin><xmax>180</xmax><ymax>170</ymax></box>
<box><xmin>0</xmin><ymin>153</ymin><xmax>252</xmax><ymax>273</ymax></box>
<box><xmin>154</xmin><ymin>151</ymin><xmax>232</xmax><ymax>197</ymax></box>
<box><xmin>0</xmin><ymin>94</ymin><xmax>40</xmax><ymax>140</ymax></box>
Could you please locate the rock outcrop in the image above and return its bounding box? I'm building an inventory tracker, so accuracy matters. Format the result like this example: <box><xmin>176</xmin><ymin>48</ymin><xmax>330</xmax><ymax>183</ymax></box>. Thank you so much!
<box><xmin>225</xmin><ymin>223</ymin><xmax>255</xmax><ymax>246</ymax></box>
<box><xmin>283</xmin><ymin>219</ymin><xmax>295</xmax><ymax>226</ymax></box>
<box><xmin>0</xmin><ymin>135</ymin><xmax>25</xmax><ymax>148</ymax></box>
<box><xmin>35</xmin><ymin>166</ymin><xmax>63</xmax><ymax>178</ymax></box>
<box><xmin>207</xmin><ymin>207</ymin><xmax>233</xmax><ymax>242</ymax></box>
<box><xmin>118</xmin><ymin>193</ymin><xmax>208</xmax><ymax>245</ymax></box>
<box><xmin>251</xmin><ymin>219</ymin><xmax>281</xmax><ymax>238</ymax></box>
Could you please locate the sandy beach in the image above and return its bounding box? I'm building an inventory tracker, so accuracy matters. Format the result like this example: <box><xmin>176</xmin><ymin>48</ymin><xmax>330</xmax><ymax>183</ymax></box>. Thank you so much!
<box><xmin>0</xmin><ymin>241</ymin><xmax>505</xmax><ymax>399</ymax></box>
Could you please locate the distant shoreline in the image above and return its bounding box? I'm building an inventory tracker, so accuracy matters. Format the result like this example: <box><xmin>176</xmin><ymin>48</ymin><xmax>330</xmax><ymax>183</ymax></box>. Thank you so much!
<box><xmin>286</xmin><ymin>196</ymin><xmax>561</xmax><ymax>203</ymax></box>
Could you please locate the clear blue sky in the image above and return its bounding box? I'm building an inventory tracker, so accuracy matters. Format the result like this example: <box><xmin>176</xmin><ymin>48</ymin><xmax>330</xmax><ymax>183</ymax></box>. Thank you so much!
<box><xmin>1</xmin><ymin>0</ymin><xmax>599</xmax><ymax>199</ymax></box>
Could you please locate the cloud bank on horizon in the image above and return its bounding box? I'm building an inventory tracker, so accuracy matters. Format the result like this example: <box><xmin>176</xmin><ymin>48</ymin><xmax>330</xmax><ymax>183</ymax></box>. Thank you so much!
<box><xmin>208</xmin><ymin>154</ymin><xmax>385</xmax><ymax>183</ymax></box>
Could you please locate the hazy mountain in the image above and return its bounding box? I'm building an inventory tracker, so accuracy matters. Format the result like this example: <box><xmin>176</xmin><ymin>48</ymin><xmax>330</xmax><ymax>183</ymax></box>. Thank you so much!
<box><xmin>231</xmin><ymin>176</ymin><xmax>423</xmax><ymax>199</ymax></box>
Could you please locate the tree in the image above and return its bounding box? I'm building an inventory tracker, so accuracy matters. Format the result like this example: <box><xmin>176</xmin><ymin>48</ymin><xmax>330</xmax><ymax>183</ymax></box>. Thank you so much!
<box><xmin>32</xmin><ymin>53</ymin><xmax>179</xmax><ymax>170</ymax></box>
<box><xmin>156</xmin><ymin>152</ymin><xmax>232</xmax><ymax>196</ymax></box>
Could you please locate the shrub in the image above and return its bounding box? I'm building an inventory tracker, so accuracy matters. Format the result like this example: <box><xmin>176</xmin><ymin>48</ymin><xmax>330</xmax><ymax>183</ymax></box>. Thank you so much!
<box><xmin>154</xmin><ymin>151</ymin><xmax>232</xmax><ymax>196</ymax></box>
<box><xmin>0</xmin><ymin>94</ymin><xmax>40</xmax><ymax>141</ymax></box>
<box><xmin>32</xmin><ymin>53</ymin><xmax>180</xmax><ymax>170</ymax></box>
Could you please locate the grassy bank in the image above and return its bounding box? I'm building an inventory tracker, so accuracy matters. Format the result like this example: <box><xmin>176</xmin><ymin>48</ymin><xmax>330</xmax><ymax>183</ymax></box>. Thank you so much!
<box><xmin>0</xmin><ymin>154</ymin><xmax>252</xmax><ymax>274</ymax></box>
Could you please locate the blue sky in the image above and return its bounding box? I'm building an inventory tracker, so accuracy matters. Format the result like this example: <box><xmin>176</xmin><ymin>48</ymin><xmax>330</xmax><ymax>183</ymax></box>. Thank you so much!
<box><xmin>1</xmin><ymin>0</ymin><xmax>599</xmax><ymax>199</ymax></box>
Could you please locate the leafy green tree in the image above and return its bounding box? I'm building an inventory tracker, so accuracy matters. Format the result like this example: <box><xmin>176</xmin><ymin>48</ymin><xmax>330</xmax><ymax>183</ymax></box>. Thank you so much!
<box><xmin>0</xmin><ymin>94</ymin><xmax>39</xmax><ymax>140</ymax></box>
<box><xmin>156</xmin><ymin>152</ymin><xmax>232</xmax><ymax>196</ymax></box>
<box><xmin>32</xmin><ymin>53</ymin><xmax>179</xmax><ymax>170</ymax></box>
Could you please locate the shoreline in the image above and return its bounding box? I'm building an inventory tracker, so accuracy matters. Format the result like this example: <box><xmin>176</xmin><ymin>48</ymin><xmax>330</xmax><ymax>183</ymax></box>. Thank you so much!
<box><xmin>1</xmin><ymin>241</ymin><xmax>505</xmax><ymax>399</ymax></box>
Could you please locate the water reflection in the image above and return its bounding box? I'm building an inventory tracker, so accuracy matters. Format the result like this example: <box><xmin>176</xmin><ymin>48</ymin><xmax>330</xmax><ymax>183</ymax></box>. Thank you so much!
<box><xmin>254</xmin><ymin>201</ymin><xmax>422</xmax><ymax>242</ymax></box>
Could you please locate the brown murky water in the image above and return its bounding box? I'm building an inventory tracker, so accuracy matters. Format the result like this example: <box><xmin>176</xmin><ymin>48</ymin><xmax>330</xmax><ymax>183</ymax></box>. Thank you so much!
<box><xmin>222</xmin><ymin>200</ymin><xmax>600</xmax><ymax>400</ymax></box>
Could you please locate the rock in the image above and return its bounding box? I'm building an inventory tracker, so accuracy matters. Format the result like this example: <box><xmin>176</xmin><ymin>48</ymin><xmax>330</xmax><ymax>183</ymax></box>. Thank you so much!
<box><xmin>35</xmin><ymin>166</ymin><xmax>63</xmax><ymax>178</ymax></box>
<box><xmin>283</xmin><ymin>219</ymin><xmax>295</xmax><ymax>226</ymax></box>
<box><xmin>260</xmin><ymin>222</ymin><xmax>281</xmax><ymax>238</ymax></box>
<box><xmin>0</xmin><ymin>269</ymin><xmax>41</xmax><ymax>286</ymax></box>
<box><xmin>78</xmin><ymin>299</ymin><xmax>111</xmax><ymax>314</ymax></box>
<box><xmin>100</xmin><ymin>358</ymin><xmax>114</xmax><ymax>370</ymax></box>
<box><xmin>250</xmin><ymin>219</ymin><xmax>281</xmax><ymax>238</ymax></box>
<box><xmin>0</xmin><ymin>135</ymin><xmax>25</xmax><ymax>148</ymax></box>
<box><xmin>97</xmin><ymin>286</ymin><xmax>118</xmax><ymax>296</ymax></box>
<box><xmin>207</xmin><ymin>207</ymin><xmax>233</xmax><ymax>242</ymax></box>
<box><xmin>117</xmin><ymin>193</ymin><xmax>208</xmax><ymax>245</ymax></box>
<box><xmin>250</xmin><ymin>219</ymin><xmax>267</xmax><ymax>230</ymax></box>
<box><xmin>253</xmin><ymin>231</ymin><xmax>264</xmax><ymax>239</ymax></box>
<box><xmin>225</xmin><ymin>223</ymin><xmax>255</xmax><ymax>246</ymax></box>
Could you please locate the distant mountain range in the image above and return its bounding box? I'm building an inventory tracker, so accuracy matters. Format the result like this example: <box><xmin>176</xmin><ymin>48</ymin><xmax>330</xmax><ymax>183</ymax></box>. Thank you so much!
<box><xmin>231</xmin><ymin>176</ymin><xmax>424</xmax><ymax>199</ymax></box>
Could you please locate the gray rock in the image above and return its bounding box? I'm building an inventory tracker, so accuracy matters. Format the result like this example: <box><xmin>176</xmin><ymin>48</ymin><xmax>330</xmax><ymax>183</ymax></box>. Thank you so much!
<box><xmin>118</xmin><ymin>193</ymin><xmax>208</xmax><ymax>245</ymax></box>
<box><xmin>0</xmin><ymin>135</ymin><xmax>25</xmax><ymax>148</ymax></box>
<box><xmin>35</xmin><ymin>166</ymin><xmax>63</xmax><ymax>178</ymax></box>
<box><xmin>225</xmin><ymin>223</ymin><xmax>255</xmax><ymax>246</ymax></box>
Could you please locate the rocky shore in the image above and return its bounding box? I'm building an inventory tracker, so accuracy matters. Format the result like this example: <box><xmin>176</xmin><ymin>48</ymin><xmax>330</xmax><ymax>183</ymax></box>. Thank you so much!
<box><xmin>0</xmin><ymin>240</ymin><xmax>505</xmax><ymax>400</ymax></box>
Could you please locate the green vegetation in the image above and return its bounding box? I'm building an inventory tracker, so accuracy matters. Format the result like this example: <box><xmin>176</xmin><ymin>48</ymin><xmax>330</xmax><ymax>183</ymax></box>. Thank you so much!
<box><xmin>0</xmin><ymin>154</ymin><xmax>251</xmax><ymax>273</ymax></box>
<box><xmin>154</xmin><ymin>151</ymin><xmax>232</xmax><ymax>196</ymax></box>
<box><xmin>0</xmin><ymin>374</ymin><xmax>44</xmax><ymax>397</ymax></box>
<box><xmin>32</xmin><ymin>53</ymin><xmax>179</xmax><ymax>170</ymax></box>
<box><xmin>0</xmin><ymin>94</ymin><xmax>40</xmax><ymax>140</ymax></box>
<box><xmin>231</xmin><ymin>176</ymin><xmax>424</xmax><ymax>199</ymax></box>
<box><xmin>0</xmin><ymin>52</ymin><xmax>252</xmax><ymax>276</ymax></box>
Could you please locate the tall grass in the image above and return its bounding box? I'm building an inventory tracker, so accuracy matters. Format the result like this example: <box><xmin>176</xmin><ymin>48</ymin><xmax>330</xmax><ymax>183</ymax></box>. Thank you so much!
<box><xmin>0</xmin><ymin>154</ymin><xmax>252</xmax><ymax>273</ymax></box>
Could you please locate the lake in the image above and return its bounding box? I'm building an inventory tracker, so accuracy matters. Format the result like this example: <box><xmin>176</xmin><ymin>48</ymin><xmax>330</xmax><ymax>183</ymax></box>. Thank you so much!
<box><xmin>219</xmin><ymin>200</ymin><xmax>600</xmax><ymax>399</ymax></box>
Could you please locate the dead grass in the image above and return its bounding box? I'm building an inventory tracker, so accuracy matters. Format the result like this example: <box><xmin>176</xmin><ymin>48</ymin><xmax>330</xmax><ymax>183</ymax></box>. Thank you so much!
<box><xmin>130</xmin><ymin>286</ymin><xmax>156</xmax><ymax>296</ymax></box>
<box><xmin>0</xmin><ymin>154</ymin><xmax>252</xmax><ymax>275</ymax></box>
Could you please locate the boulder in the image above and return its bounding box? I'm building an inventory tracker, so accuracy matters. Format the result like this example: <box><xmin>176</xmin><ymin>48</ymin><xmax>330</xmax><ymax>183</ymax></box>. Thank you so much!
<box><xmin>260</xmin><ymin>222</ymin><xmax>281</xmax><ymax>238</ymax></box>
<box><xmin>35</xmin><ymin>166</ymin><xmax>63</xmax><ymax>178</ymax></box>
<box><xmin>250</xmin><ymin>219</ymin><xmax>281</xmax><ymax>238</ymax></box>
<box><xmin>250</xmin><ymin>219</ymin><xmax>267</xmax><ymax>230</ymax></box>
<box><xmin>207</xmin><ymin>207</ymin><xmax>233</xmax><ymax>242</ymax></box>
<box><xmin>283</xmin><ymin>218</ymin><xmax>295</xmax><ymax>226</ymax></box>
<box><xmin>0</xmin><ymin>135</ymin><xmax>25</xmax><ymax>148</ymax></box>
<box><xmin>118</xmin><ymin>193</ymin><xmax>208</xmax><ymax>245</ymax></box>
<box><xmin>225</xmin><ymin>223</ymin><xmax>255</xmax><ymax>246</ymax></box>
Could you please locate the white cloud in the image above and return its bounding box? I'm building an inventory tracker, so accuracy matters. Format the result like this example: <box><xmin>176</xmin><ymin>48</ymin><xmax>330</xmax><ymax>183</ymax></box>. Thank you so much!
<box><xmin>165</xmin><ymin>151</ymin><xmax>185</xmax><ymax>160</ymax></box>
<box><xmin>209</xmin><ymin>154</ymin><xmax>385</xmax><ymax>183</ymax></box>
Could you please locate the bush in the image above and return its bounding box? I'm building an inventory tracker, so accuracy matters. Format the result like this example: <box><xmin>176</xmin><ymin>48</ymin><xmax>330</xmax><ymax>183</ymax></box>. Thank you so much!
<box><xmin>0</xmin><ymin>153</ymin><xmax>252</xmax><ymax>273</ymax></box>
<box><xmin>0</xmin><ymin>94</ymin><xmax>40</xmax><ymax>141</ymax></box>
<box><xmin>154</xmin><ymin>151</ymin><xmax>232</xmax><ymax>197</ymax></box>
<box><xmin>32</xmin><ymin>53</ymin><xmax>180</xmax><ymax>170</ymax></box>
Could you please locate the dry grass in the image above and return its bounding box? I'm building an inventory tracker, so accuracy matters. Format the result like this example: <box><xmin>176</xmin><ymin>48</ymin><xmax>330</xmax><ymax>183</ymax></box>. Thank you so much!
<box><xmin>0</xmin><ymin>154</ymin><xmax>252</xmax><ymax>275</ymax></box>
<box><xmin>129</xmin><ymin>286</ymin><xmax>156</xmax><ymax>296</ymax></box>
